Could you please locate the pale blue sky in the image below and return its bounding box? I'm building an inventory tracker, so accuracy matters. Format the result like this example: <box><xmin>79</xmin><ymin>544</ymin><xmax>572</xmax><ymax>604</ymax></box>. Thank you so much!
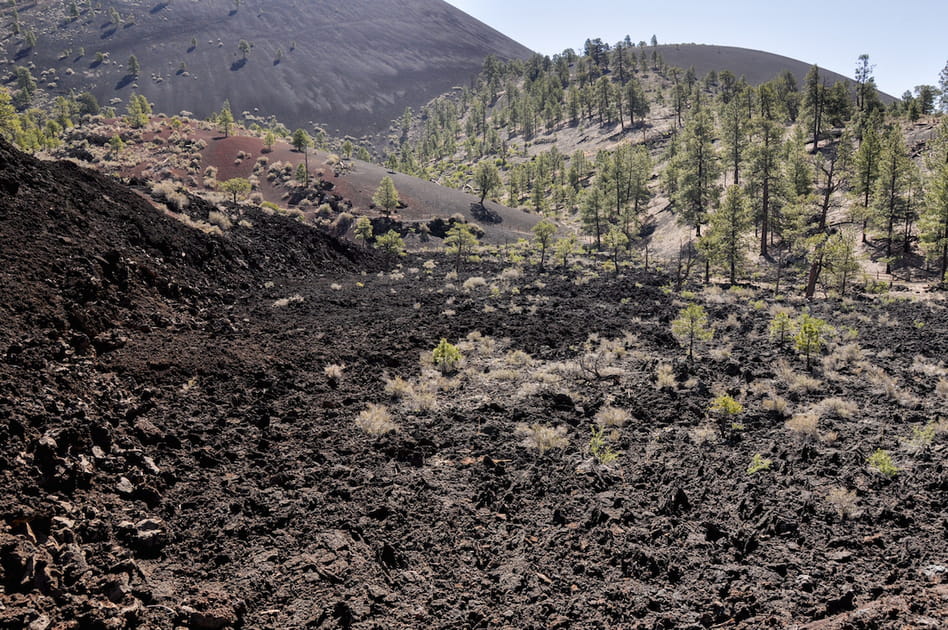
<box><xmin>446</xmin><ymin>0</ymin><xmax>946</xmax><ymax>98</ymax></box>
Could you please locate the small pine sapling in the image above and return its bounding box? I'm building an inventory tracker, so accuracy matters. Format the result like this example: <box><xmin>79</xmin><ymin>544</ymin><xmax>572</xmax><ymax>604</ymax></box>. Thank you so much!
<box><xmin>795</xmin><ymin>313</ymin><xmax>827</xmax><ymax>370</ymax></box>
<box><xmin>769</xmin><ymin>311</ymin><xmax>794</xmax><ymax>346</ymax></box>
<box><xmin>432</xmin><ymin>338</ymin><xmax>461</xmax><ymax>376</ymax></box>
<box><xmin>671</xmin><ymin>303</ymin><xmax>714</xmax><ymax>361</ymax></box>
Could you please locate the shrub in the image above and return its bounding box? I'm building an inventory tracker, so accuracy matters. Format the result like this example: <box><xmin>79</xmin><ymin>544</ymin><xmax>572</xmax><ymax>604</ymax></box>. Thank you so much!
<box><xmin>432</xmin><ymin>338</ymin><xmax>461</xmax><ymax>376</ymax></box>
<box><xmin>356</xmin><ymin>403</ymin><xmax>397</xmax><ymax>436</ymax></box>
<box><xmin>207</xmin><ymin>210</ymin><xmax>232</xmax><ymax>230</ymax></box>
<box><xmin>462</xmin><ymin>276</ymin><xmax>487</xmax><ymax>292</ymax></box>
<box><xmin>761</xmin><ymin>395</ymin><xmax>790</xmax><ymax>417</ymax></box>
<box><xmin>901</xmin><ymin>422</ymin><xmax>937</xmax><ymax>454</ymax></box>
<box><xmin>867</xmin><ymin>449</ymin><xmax>899</xmax><ymax>477</ymax></box>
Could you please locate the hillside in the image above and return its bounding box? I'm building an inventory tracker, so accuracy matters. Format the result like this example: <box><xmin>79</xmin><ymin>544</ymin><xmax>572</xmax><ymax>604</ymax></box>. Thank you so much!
<box><xmin>1</xmin><ymin>135</ymin><xmax>947</xmax><ymax>629</ymax></box>
<box><xmin>652</xmin><ymin>44</ymin><xmax>895</xmax><ymax>102</ymax></box>
<box><xmin>1</xmin><ymin>0</ymin><xmax>532</xmax><ymax>137</ymax></box>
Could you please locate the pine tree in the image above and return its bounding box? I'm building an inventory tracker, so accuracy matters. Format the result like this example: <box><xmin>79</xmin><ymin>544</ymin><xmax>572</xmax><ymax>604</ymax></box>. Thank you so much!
<box><xmin>291</xmin><ymin>128</ymin><xmax>312</xmax><ymax>184</ymax></box>
<box><xmin>851</xmin><ymin>119</ymin><xmax>882</xmax><ymax>240</ymax></box>
<box><xmin>444</xmin><ymin>223</ymin><xmax>479</xmax><ymax>273</ymax></box>
<box><xmin>373</xmin><ymin>176</ymin><xmax>399</xmax><ymax>215</ymax></box>
<box><xmin>802</xmin><ymin>65</ymin><xmax>825</xmax><ymax>151</ymax></box>
<box><xmin>700</xmin><ymin>185</ymin><xmax>753</xmax><ymax>284</ymax></box>
<box><xmin>747</xmin><ymin>116</ymin><xmax>784</xmax><ymax>257</ymax></box>
<box><xmin>671</xmin><ymin>304</ymin><xmax>713</xmax><ymax>362</ymax></box>
<box><xmin>218</xmin><ymin>100</ymin><xmax>234</xmax><ymax>137</ymax></box>
<box><xmin>720</xmin><ymin>95</ymin><xmax>749</xmax><ymax>186</ymax></box>
<box><xmin>873</xmin><ymin>127</ymin><xmax>917</xmax><ymax>272</ymax></box>
<box><xmin>127</xmin><ymin>55</ymin><xmax>140</xmax><ymax>77</ymax></box>
<box><xmin>669</xmin><ymin>109</ymin><xmax>720</xmax><ymax>236</ymax></box>
<box><xmin>474</xmin><ymin>161</ymin><xmax>501</xmax><ymax>205</ymax></box>
<box><xmin>532</xmin><ymin>220</ymin><xmax>557</xmax><ymax>270</ymax></box>
<box><xmin>354</xmin><ymin>216</ymin><xmax>373</xmax><ymax>247</ymax></box>
<box><xmin>580</xmin><ymin>185</ymin><xmax>607</xmax><ymax>250</ymax></box>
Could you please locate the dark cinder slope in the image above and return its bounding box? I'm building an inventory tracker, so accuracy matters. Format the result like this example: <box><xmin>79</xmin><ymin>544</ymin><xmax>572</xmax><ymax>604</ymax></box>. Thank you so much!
<box><xmin>653</xmin><ymin>44</ymin><xmax>895</xmax><ymax>101</ymax></box>
<box><xmin>3</xmin><ymin>0</ymin><xmax>533</xmax><ymax>136</ymax></box>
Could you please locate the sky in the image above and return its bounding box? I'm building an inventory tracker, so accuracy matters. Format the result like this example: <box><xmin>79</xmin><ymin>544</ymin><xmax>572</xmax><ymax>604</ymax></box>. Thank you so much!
<box><xmin>446</xmin><ymin>0</ymin><xmax>947</xmax><ymax>98</ymax></box>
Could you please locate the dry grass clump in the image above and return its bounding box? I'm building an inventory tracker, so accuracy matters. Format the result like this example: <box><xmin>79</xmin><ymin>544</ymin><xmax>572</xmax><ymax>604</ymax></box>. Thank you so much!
<box><xmin>505</xmin><ymin>349</ymin><xmax>533</xmax><ymax>367</ymax></box>
<box><xmin>655</xmin><ymin>364</ymin><xmax>676</xmax><ymax>389</ymax></box>
<box><xmin>499</xmin><ymin>266</ymin><xmax>523</xmax><ymax>281</ymax></box>
<box><xmin>911</xmin><ymin>355</ymin><xmax>947</xmax><ymax>377</ymax></box>
<box><xmin>517</xmin><ymin>424</ymin><xmax>568</xmax><ymax>454</ymax></box>
<box><xmin>773</xmin><ymin>359</ymin><xmax>822</xmax><ymax>393</ymax></box>
<box><xmin>761</xmin><ymin>395</ymin><xmax>791</xmax><ymax>417</ymax></box>
<box><xmin>934</xmin><ymin>379</ymin><xmax>948</xmax><ymax>399</ymax></box>
<box><xmin>785</xmin><ymin>413</ymin><xmax>819</xmax><ymax>441</ymax></box>
<box><xmin>690</xmin><ymin>424</ymin><xmax>718</xmax><ymax>445</ymax></box>
<box><xmin>825</xmin><ymin>487</ymin><xmax>859</xmax><ymax>519</ymax></box>
<box><xmin>822</xmin><ymin>343</ymin><xmax>864</xmax><ymax>372</ymax></box>
<box><xmin>487</xmin><ymin>368</ymin><xmax>520</xmax><ymax>382</ymax></box>
<box><xmin>151</xmin><ymin>180</ymin><xmax>189</xmax><ymax>211</ymax></box>
<box><xmin>208</xmin><ymin>210</ymin><xmax>232</xmax><ymax>230</ymax></box>
<box><xmin>356</xmin><ymin>403</ymin><xmax>398</xmax><ymax>436</ymax></box>
<box><xmin>863</xmin><ymin>364</ymin><xmax>915</xmax><ymax>405</ymax></box>
<box><xmin>383</xmin><ymin>375</ymin><xmax>414</xmax><ymax>400</ymax></box>
<box><xmin>461</xmin><ymin>276</ymin><xmax>487</xmax><ymax>292</ymax></box>
<box><xmin>272</xmin><ymin>294</ymin><xmax>304</xmax><ymax>308</ymax></box>
<box><xmin>595</xmin><ymin>405</ymin><xmax>630</xmax><ymax>428</ymax></box>
<box><xmin>817</xmin><ymin>397</ymin><xmax>859</xmax><ymax>419</ymax></box>
<box><xmin>323</xmin><ymin>364</ymin><xmax>344</xmax><ymax>384</ymax></box>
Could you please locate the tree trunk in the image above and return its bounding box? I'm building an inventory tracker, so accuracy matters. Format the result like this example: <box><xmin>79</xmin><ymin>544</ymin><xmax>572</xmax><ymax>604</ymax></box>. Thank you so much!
<box><xmin>760</xmin><ymin>177</ymin><xmax>769</xmax><ymax>257</ymax></box>
<box><xmin>805</xmin><ymin>253</ymin><xmax>824</xmax><ymax>299</ymax></box>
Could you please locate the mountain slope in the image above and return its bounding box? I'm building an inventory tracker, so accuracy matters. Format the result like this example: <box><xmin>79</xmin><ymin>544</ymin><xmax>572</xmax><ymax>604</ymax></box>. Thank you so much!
<box><xmin>2</xmin><ymin>0</ymin><xmax>533</xmax><ymax>137</ymax></box>
<box><xmin>653</xmin><ymin>44</ymin><xmax>895</xmax><ymax>101</ymax></box>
